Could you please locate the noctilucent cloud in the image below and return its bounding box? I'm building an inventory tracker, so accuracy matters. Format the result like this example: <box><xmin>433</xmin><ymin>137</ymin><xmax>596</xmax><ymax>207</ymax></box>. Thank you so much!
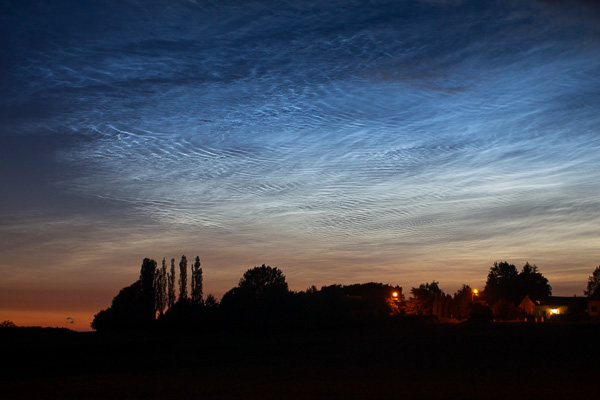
<box><xmin>1</xmin><ymin>0</ymin><xmax>599</xmax><ymax>330</ymax></box>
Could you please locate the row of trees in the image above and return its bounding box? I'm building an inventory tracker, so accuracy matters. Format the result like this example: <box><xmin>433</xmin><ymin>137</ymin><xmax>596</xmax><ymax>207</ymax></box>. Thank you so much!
<box><xmin>483</xmin><ymin>261</ymin><xmax>551</xmax><ymax>305</ymax></box>
<box><xmin>92</xmin><ymin>259</ymin><xmax>599</xmax><ymax>331</ymax></box>
<box><xmin>92</xmin><ymin>255</ymin><xmax>206</xmax><ymax>330</ymax></box>
<box><xmin>92</xmin><ymin>260</ymin><xmax>404</xmax><ymax>331</ymax></box>
<box><xmin>405</xmin><ymin>282</ymin><xmax>478</xmax><ymax>320</ymax></box>
<box><xmin>479</xmin><ymin>261</ymin><xmax>552</xmax><ymax>320</ymax></box>
<box><xmin>400</xmin><ymin>261</ymin><xmax>553</xmax><ymax>320</ymax></box>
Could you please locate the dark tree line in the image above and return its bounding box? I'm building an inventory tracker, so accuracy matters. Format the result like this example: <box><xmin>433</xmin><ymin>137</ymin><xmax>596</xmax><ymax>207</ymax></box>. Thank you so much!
<box><xmin>404</xmin><ymin>282</ymin><xmax>479</xmax><ymax>321</ymax></box>
<box><xmin>92</xmin><ymin>257</ymin><xmax>594</xmax><ymax>331</ymax></box>
<box><xmin>92</xmin><ymin>255</ymin><xmax>204</xmax><ymax>331</ymax></box>
<box><xmin>478</xmin><ymin>261</ymin><xmax>553</xmax><ymax>320</ymax></box>
<box><xmin>400</xmin><ymin>261</ymin><xmax>553</xmax><ymax>322</ymax></box>
<box><xmin>483</xmin><ymin>261</ymin><xmax>550</xmax><ymax>304</ymax></box>
<box><xmin>92</xmin><ymin>260</ymin><xmax>404</xmax><ymax>331</ymax></box>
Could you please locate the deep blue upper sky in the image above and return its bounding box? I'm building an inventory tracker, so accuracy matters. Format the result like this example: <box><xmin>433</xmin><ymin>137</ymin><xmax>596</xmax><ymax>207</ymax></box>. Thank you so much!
<box><xmin>1</xmin><ymin>0</ymin><xmax>599</xmax><ymax>329</ymax></box>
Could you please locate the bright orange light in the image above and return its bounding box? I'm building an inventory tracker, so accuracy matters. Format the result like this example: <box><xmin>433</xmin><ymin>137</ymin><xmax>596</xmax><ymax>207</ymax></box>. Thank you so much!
<box><xmin>392</xmin><ymin>292</ymin><xmax>398</xmax><ymax>298</ymax></box>
<box><xmin>550</xmin><ymin>309</ymin><xmax>558</xmax><ymax>314</ymax></box>
<box><xmin>473</xmin><ymin>289</ymin><xmax>479</xmax><ymax>295</ymax></box>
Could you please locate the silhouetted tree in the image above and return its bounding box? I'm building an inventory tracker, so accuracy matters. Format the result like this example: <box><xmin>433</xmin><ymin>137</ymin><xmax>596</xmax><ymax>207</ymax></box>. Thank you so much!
<box><xmin>191</xmin><ymin>255</ymin><xmax>203</xmax><ymax>305</ymax></box>
<box><xmin>453</xmin><ymin>284</ymin><xmax>472</xmax><ymax>320</ymax></box>
<box><xmin>167</xmin><ymin>258</ymin><xmax>176</xmax><ymax>309</ymax></box>
<box><xmin>92</xmin><ymin>281</ymin><xmax>144</xmax><ymax>331</ymax></box>
<box><xmin>406</xmin><ymin>281</ymin><xmax>443</xmax><ymax>316</ymax></box>
<box><xmin>205</xmin><ymin>294</ymin><xmax>218</xmax><ymax>308</ymax></box>
<box><xmin>178</xmin><ymin>255</ymin><xmax>188</xmax><ymax>302</ymax></box>
<box><xmin>297</xmin><ymin>284</ymin><xmax>353</xmax><ymax>326</ymax></box>
<box><xmin>584</xmin><ymin>265</ymin><xmax>600</xmax><ymax>297</ymax></box>
<box><xmin>0</xmin><ymin>320</ymin><xmax>17</xmax><ymax>328</ymax></box>
<box><xmin>484</xmin><ymin>261</ymin><xmax>552</xmax><ymax>306</ymax></box>
<box><xmin>432</xmin><ymin>292</ymin><xmax>446</xmax><ymax>318</ymax></box>
<box><xmin>341</xmin><ymin>282</ymin><xmax>402</xmax><ymax>318</ymax></box>
<box><xmin>238</xmin><ymin>264</ymin><xmax>288</xmax><ymax>298</ymax></box>
<box><xmin>155</xmin><ymin>258</ymin><xmax>167</xmax><ymax>316</ymax></box>
<box><xmin>139</xmin><ymin>258</ymin><xmax>158</xmax><ymax>321</ymax></box>
<box><xmin>491</xmin><ymin>298</ymin><xmax>520</xmax><ymax>320</ymax></box>
<box><xmin>483</xmin><ymin>261</ymin><xmax>519</xmax><ymax>304</ymax></box>
<box><xmin>443</xmin><ymin>293</ymin><xmax>453</xmax><ymax>318</ymax></box>
<box><xmin>220</xmin><ymin>264</ymin><xmax>290</xmax><ymax>327</ymax></box>
<box><xmin>516</xmin><ymin>262</ymin><xmax>551</xmax><ymax>301</ymax></box>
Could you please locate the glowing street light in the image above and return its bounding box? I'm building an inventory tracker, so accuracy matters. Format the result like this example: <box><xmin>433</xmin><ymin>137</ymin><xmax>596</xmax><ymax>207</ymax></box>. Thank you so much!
<box><xmin>472</xmin><ymin>288</ymin><xmax>479</xmax><ymax>302</ymax></box>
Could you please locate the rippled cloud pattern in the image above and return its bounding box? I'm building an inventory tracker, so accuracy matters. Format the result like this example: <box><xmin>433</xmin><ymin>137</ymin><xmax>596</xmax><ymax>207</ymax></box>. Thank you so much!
<box><xmin>1</xmin><ymin>0</ymin><xmax>599</xmax><ymax>306</ymax></box>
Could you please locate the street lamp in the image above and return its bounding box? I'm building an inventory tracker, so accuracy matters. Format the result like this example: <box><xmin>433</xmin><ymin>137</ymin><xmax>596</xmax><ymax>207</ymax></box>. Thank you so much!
<box><xmin>472</xmin><ymin>288</ymin><xmax>479</xmax><ymax>302</ymax></box>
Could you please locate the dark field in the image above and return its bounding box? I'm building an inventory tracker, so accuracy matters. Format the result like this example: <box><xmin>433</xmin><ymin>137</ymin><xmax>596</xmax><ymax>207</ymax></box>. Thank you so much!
<box><xmin>2</xmin><ymin>322</ymin><xmax>598</xmax><ymax>399</ymax></box>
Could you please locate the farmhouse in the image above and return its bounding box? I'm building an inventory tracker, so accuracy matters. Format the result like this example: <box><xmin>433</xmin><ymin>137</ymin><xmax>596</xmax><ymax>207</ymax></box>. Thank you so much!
<box><xmin>519</xmin><ymin>295</ymin><xmax>587</xmax><ymax>320</ymax></box>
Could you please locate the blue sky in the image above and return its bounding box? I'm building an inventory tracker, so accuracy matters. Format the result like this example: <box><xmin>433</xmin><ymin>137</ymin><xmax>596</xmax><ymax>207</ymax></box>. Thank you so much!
<box><xmin>1</xmin><ymin>0</ymin><xmax>599</xmax><ymax>330</ymax></box>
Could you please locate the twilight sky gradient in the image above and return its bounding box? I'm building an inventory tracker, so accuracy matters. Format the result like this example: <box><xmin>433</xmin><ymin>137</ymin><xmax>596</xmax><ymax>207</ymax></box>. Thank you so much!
<box><xmin>1</xmin><ymin>0</ymin><xmax>599</xmax><ymax>331</ymax></box>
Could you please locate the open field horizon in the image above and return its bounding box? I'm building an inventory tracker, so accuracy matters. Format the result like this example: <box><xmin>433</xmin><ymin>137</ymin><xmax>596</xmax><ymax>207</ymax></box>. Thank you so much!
<box><xmin>3</xmin><ymin>256</ymin><xmax>595</xmax><ymax>332</ymax></box>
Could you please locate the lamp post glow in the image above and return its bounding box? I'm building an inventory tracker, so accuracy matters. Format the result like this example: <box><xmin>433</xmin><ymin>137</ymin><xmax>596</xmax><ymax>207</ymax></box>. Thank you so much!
<box><xmin>472</xmin><ymin>288</ymin><xmax>479</xmax><ymax>302</ymax></box>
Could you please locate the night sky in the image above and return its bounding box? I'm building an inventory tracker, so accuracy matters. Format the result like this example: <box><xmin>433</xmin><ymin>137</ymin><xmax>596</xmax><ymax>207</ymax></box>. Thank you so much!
<box><xmin>1</xmin><ymin>0</ymin><xmax>599</xmax><ymax>331</ymax></box>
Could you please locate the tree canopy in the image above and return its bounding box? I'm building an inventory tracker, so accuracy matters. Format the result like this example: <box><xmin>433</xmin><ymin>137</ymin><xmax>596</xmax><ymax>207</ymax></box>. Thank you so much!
<box><xmin>237</xmin><ymin>264</ymin><xmax>288</xmax><ymax>298</ymax></box>
<box><xmin>483</xmin><ymin>261</ymin><xmax>551</xmax><ymax>305</ymax></box>
<box><xmin>406</xmin><ymin>281</ymin><xmax>443</xmax><ymax>315</ymax></box>
<box><xmin>584</xmin><ymin>265</ymin><xmax>600</xmax><ymax>297</ymax></box>
<box><xmin>90</xmin><ymin>256</ymin><xmax>566</xmax><ymax>331</ymax></box>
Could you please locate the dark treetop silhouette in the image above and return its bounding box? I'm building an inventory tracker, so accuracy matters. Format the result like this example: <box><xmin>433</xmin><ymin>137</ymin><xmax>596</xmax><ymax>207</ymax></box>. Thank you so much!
<box><xmin>92</xmin><ymin>257</ymin><xmax>593</xmax><ymax>331</ymax></box>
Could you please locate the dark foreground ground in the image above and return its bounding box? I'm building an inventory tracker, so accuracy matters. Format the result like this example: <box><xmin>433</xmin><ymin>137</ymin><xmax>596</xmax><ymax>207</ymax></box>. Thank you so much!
<box><xmin>1</xmin><ymin>322</ymin><xmax>599</xmax><ymax>399</ymax></box>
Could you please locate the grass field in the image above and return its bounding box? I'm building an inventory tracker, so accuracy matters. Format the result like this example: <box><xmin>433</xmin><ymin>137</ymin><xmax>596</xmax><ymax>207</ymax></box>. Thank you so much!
<box><xmin>1</xmin><ymin>322</ymin><xmax>598</xmax><ymax>399</ymax></box>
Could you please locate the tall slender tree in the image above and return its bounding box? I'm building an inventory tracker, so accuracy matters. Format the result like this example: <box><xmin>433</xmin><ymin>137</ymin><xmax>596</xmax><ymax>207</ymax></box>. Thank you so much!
<box><xmin>167</xmin><ymin>258</ymin><xmax>176</xmax><ymax>309</ymax></box>
<box><xmin>154</xmin><ymin>258</ymin><xmax>167</xmax><ymax>316</ymax></box>
<box><xmin>191</xmin><ymin>255</ymin><xmax>203</xmax><ymax>305</ymax></box>
<box><xmin>178</xmin><ymin>255</ymin><xmax>188</xmax><ymax>302</ymax></box>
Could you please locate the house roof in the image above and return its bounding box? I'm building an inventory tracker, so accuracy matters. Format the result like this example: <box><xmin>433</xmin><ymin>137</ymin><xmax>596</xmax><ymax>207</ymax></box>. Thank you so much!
<box><xmin>519</xmin><ymin>295</ymin><xmax>536</xmax><ymax>306</ymax></box>
<box><xmin>538</xmin><ymin>296</ymin><xmax>586</xmax><ymax>307</ymax></box>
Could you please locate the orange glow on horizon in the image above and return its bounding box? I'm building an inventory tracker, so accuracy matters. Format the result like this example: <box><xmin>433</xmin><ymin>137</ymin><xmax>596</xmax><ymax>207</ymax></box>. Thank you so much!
<box><xmin>0</xmin><ymin>310</ymin><xmax>93</xmax><ymax>332</ymax></box>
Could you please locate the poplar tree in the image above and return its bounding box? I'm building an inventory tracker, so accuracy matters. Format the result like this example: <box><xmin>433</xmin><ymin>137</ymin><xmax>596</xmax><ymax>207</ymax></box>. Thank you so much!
<box><xmin>154</xmin><ymin>258</ymin><xmax>167</xmax><ymax>316</ymax></box>
<box><xmin>178</xmin><ymin>255</ymin><xmax>188</xmax><ymax>302</ymax></box>
<box><xmin>191</xmin><ymin>255</ymin><xmax>203</xmax><ymax>305</ymax></box>
<box><xmin>167</xmin><ymin>258</ymin><xmax>176</xmax><ymax>309</ymax></box>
